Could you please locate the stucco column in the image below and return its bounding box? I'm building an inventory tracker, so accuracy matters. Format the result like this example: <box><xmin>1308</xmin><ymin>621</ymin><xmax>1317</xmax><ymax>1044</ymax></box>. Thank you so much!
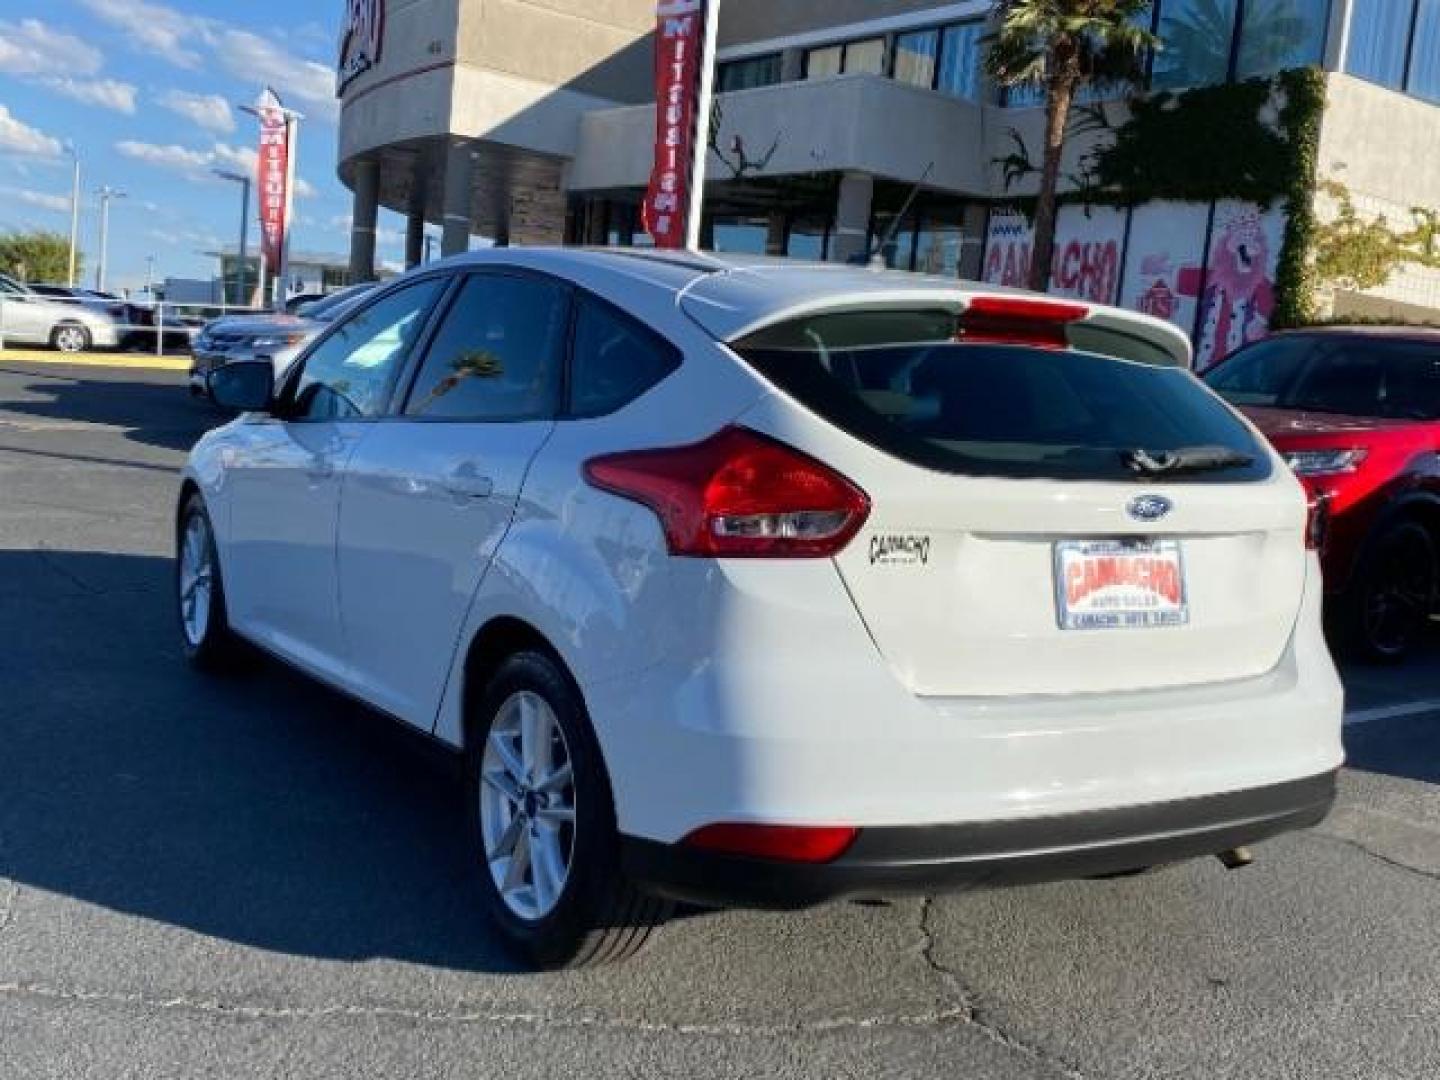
<box><xmin>765</xmin><ymin>211</ymin><xmax>787</xmax><ymax>256</ymax></box>
<box><xmin>441</xmin><ymin>140</ymin><xmax>474</xmax><ymax>258</ymax></box>
<box><xmin>830</xmin><ymin>172</ymin><xmax>874</xmax><ymax>264</ymax></box>
<box><xmin>348</xmin><ymin>157</ymin><xmax>380</xmax><ymax>283</ymax></box>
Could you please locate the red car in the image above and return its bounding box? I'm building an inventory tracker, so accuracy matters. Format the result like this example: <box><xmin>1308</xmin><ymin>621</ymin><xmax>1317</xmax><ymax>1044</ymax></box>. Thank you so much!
<box><xmin>1204</xmin><ymin>328</ymin><xmax>1440</xmax><ymax>661</ymax></box>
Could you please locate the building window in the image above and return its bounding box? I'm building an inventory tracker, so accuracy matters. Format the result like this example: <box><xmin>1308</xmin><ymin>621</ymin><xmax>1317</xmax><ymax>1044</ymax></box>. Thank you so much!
<box><xmin>844</xmin><ymin>38</ymin><xmax>888</xmax><ymax>74</ymax></box>
<box><xmin>806</xmin><ymin>37</ymin><xmax>887</xmax><ymax>79</ymax></box>
<box><xmin>894</xmin><ymin>29</ymin><xmax>941</xmax><ymax>88</ymax></box>
<box><xmin>1235</xmin><ymin>0</ymin><xmax>1329</xmax><ymax>78</ymax></box>
<box><xmin>1152</xmin><ymin>0</ymin><xmax>1239</xmax><ymax>89</ymax></box>
<box><xmin>805</xmin><ymin>44</ymin><xmax>843</xmax><ymax>79</ymax></box>
<box><xmin>1410</xmin><ymin>0</ymin><xmax>1440</xmax><ymax>103</ymax></box>
<box><xmin>1347</xmin><ymin>0</ymin><xmax>1412</xmax><ymax>88</ymax></box>
<box><xmin>719</xmin><ymin>54</ymin><xmax>782</xmax><ymax>92</ymax></box>
<box><xmin>937</xmin><ymin>22</ymin><xmax>985</xmax><ymax>100</ymax></box>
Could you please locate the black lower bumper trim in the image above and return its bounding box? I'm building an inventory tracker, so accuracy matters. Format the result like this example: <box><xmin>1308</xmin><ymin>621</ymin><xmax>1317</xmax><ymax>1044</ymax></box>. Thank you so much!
<box><xmin>621</xmin><ymin>771</ymin><xmax>1337</xmax><ymax>910</ymax></box>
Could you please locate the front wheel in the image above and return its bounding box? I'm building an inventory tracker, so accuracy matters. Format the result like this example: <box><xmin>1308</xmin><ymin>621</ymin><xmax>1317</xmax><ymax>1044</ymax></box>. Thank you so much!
<box><xmin>176</xmin><ymin>494</ymin><xmax>242</xmax><ymax>670</ymax></box>
<box><xmin>465</xmin><ymin>651</ymin><xmax>670</xmax><ymax>968</ymax></box>
<box><xmin>1340</xmin><ymin>521</ymin><xmax>1437</xmax><ymax>663</ymax></box>
<box><xmin>51</xmin><ymin>323</ymin><xmax>91</xmax><ymax>354</ymax></box>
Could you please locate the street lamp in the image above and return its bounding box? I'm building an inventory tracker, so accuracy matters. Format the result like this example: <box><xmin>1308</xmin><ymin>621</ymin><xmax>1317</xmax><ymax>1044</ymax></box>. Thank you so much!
<box><xmin>213</xmin><ymin>169</ymin><xmax>252</xmax><ymax>307</ymax></box>
<box><xmin>239</xmin><ymin>96</ymin><xmax>304</xmax><ymax>310</ymax></box>
<box><xmin>64</xmin><ymin>143</ymin><xmax>81</xmax><ymax>287</ymax></box>
<box><xmin>94</xmin><ymin>185</ymin><xmax>126</xmax><ymax>295</ymax></box>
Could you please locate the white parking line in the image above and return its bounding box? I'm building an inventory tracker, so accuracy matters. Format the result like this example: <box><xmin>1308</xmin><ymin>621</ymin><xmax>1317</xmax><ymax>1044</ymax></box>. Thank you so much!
<box><xmin>1344</xmin><ymin>700</ymin><xmax>1440</xmax><ymax>727</ymax></box>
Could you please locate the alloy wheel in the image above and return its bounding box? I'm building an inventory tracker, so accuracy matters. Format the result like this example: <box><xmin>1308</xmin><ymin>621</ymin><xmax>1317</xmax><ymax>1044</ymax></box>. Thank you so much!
<box><xmin>178</xmin><ymin>513</ymin><xmax>214</xmax><ymax>647</ymax></box>
<box><xmin>54</xmin><ymin>326</ymin><xmax>88</xmax><ymax>353</ymax></box>
<box><xmin>1363</xmin><ymin>528</ymin><xmax>1435</xmax><ymax>658</ymax></box>
<box><xmin>479</xmin><ymin>690</ymin><xmax>577</xmax><ymax>921</ymax></box>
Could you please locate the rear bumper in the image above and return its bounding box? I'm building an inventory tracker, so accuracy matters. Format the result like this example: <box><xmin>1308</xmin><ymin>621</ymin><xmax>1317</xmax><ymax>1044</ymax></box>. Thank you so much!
<box><xmin>622</xmin><ymin>770</ymin><xmax>1337</xmax><ymax>909</ymax></box>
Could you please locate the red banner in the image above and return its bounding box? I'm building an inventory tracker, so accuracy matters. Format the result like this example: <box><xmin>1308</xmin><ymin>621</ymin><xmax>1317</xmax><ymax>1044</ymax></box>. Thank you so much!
<box><xmin>642</xmin><ymin>0</ymin><xmax>706</xmax><ymax>248</ymax></box>
<box><xmin>255</xmin><ymin>88</ymin><xmax>292</xmax><ymax>276</ymax></box>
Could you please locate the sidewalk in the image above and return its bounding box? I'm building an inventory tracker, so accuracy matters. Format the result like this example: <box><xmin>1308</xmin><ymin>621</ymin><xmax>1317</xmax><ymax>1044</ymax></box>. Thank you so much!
<box><xmin>0</xmin><ymin>348</ymin><xmax>190</xmax><ymax>373</ymax></box>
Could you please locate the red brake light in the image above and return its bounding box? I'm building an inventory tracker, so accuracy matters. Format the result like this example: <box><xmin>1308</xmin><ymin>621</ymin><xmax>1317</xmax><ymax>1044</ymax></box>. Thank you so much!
<box><xmin>583</xmin><ymin>426</ymin><xmax>870</xmax><ymax>558</ymax></box>
<box><xmin>959</xmin><ymin>295</ymin><xmax>1089</xmax><ymax>348</ymax></box>
<box><xmin>683</xmin><ymin>823</ymin><xmax>859</xmax><ymax>864</ymax></box>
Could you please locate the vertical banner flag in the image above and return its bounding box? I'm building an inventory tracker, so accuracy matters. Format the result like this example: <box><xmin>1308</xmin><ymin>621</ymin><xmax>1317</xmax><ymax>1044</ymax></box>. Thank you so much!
<box><xmin>642</xmin><ymin>0</ymin><xmax>707</xmax><ymax>248</ymax></box>
<box><xmin>255</xmin><ymin>88</ymin><xmax>293</xmax><ymax>278</ymax></box>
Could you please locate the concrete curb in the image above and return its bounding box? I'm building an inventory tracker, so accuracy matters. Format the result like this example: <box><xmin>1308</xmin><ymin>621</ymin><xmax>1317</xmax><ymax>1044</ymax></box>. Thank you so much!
<box><xmin>0</xmin><ymin>350</ymin><xmax>190</xmax><ymax>372</ymax></box>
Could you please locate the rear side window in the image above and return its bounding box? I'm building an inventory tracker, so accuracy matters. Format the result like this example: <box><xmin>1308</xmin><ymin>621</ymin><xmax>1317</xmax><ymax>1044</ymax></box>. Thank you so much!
<box><xmin>1206</xmin><ymin>335</ymin><xmax>1440</xmax><ymax>420</ymax></box>
<box><xmin>568</xmin><ymin>295</ymin><xmax>681</xmax><ymax>417</ymax></box>
<box><xmin>736</xmin><ymin>311</ymin><xmax>1269</xmax><ymax>483</ymax></box>
<box><xmin>404</xmin><ymin>273</ymin><xmax>569</xmax><ymax>421</ymax></box>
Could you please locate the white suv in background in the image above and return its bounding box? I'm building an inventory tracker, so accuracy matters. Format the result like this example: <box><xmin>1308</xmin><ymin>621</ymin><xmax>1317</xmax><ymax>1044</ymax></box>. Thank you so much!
<box><xmin>177</xmin><ymin>250</ymin><xmax>1344</xmax><ymax>968</ymax></box>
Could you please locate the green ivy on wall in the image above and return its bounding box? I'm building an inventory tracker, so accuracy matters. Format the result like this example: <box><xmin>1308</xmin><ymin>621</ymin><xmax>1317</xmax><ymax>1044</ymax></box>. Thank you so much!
<box><xmin>1000</xmin><ymin>68</ymin><xmax>1330</xmax><ymax>326</ymax></box>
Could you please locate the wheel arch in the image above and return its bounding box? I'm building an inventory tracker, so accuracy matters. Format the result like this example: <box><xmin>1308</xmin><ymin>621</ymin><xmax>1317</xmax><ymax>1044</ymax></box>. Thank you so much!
<box><xmin>460</xmin><ymin>616</ymin><xmax>581</xmax><ymax>752</ymax></box>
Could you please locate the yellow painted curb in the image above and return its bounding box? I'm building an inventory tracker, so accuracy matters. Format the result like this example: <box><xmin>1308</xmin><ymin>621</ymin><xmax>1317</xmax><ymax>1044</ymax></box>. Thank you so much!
<box><xmin>0</xmin><ymin>349</ymin><xmax>190</xmax><ymax>372</ymax></box>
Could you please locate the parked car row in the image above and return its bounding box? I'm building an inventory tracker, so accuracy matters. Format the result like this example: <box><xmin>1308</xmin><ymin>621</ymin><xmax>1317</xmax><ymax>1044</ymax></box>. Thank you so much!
<box><xmin>179</xmin><ymin>250</ymin><xmax>1344</xmax><ymax>969</ymax></box>
<box><xmin>0</xmin><ymin>273</ymin><xmax>205</xmax><ymax>352</ymax></box>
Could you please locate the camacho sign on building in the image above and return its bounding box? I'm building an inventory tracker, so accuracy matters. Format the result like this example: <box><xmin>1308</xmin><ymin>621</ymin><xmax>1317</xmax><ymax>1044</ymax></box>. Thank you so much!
<box><xmin>338</xmin><ymin>0</ymin><xmax>385</xmax><ymax>93</ymax></box>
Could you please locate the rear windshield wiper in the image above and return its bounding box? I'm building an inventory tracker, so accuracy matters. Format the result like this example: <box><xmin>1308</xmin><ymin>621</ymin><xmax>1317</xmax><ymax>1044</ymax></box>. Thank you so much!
<box><xmin>1122</xmin><ymin>445</ymin><xmax>1256</xmax><ymax>476</ymax></box>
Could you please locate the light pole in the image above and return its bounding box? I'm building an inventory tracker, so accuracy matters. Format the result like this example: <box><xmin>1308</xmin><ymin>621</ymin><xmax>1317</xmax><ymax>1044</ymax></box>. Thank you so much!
<box><xmin>94</xmin><ymin>186</ymin><xmax>126</xmax><ymax>294</ymax></box>
<box><xmin>240</xmin><ymin>95</ymin><xmax>304</xmax><ymax>310</ymax></box>
<box><xmin>214</xmin><ymin>169</ymin><xmax>252</xmax><ymax>306</ymax></box>
<box><xmin>65</xmin><ymin>144</ymin><xmax>81</xmax><ymax>287</ymax></box>
<box><xmin>144</xmin><ymin>255</ymin><xmax>156</xmax><ymax>294</ymax></box>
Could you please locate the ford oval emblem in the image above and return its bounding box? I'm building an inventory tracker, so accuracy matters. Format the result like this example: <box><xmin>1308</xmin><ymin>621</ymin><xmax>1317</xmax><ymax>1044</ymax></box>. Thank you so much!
<box><xmin>1127</xmin><ymin>494</ymin><xmax>1174</xmax><ymax>522</ymax></box>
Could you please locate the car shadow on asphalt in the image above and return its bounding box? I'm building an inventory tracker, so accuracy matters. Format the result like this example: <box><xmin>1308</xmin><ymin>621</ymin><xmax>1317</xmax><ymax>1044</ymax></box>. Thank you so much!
<box><xmin>0</xmin><ymin>367</ymin><xmax>222</xmax><ymax>454</ymax></box>
<box><xmin>0</xmin><ymin>548</ymin><xmax>623</xmax><ymax>975</ymax></box>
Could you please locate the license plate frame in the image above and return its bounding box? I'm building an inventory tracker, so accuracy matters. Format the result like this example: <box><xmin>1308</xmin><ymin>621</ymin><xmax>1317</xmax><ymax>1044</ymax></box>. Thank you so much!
<box><xmin>1054</xmin><ymin>539</ymin><xmax>1189</xmax><ymax>631</ymax></box>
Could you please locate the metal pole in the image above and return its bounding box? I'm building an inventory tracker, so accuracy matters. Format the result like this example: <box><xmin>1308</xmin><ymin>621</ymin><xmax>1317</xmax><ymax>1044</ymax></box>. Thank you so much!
<box><xmin>238</xmin><ymin>176</ymin><xmax>251</xmax><ymax>307</ymax></box>
<box><xmin>277</xmin><ymin>114</ymin><xmax>300</xmax><ymax>310</ymax></box>
<box><xmin>686</xmin><ymin>0</ymin><xmax>722</xmax><ymax>252</ymax></box>
<box><xmin>97</xmin><ymin>193</ymin><xmax>111</xmax><ymax>294</ymax></box>
<box><xmin>67</xmin><ymin>149</ymin><xmax>81</xmax><ymax>287</ymax></box>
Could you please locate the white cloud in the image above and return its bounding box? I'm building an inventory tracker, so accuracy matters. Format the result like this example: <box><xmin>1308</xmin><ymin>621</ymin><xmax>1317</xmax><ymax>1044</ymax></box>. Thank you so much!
<box><xmin>211</xmin><ymin>142</ymin><xmax>256</xmax><ymax>175</ymax></box>
<box><xmin>77</xmin><ymin>0</ymin><xmax>211</xmax><ymax>70</ymax></box>
<box><xmin>0</xmin><ymin>186</ymin><xmax>72</xmax><ymax>214</ymax></box>
<box><xmin>42</xmin><ymin>77</ymin><xmax>138</xmax><ymax>114</ymax></box>
<box><xmin>216</xmin><ymin>29</ymin><xmax>338</xmax><ymax>122</ymax></box>
<box><xmin>157</xmin><ymin>90</ymin><xmax>234</xmax><ymax>134</ymax></box>
<box><xmin>116</xmin><ymin>140</ymin><xmax>213</xmax><ymax>173</ymax></box>
<box><xmin>0</xmin><ymin>19</ymin><xmax>103</xmax><ymax>78</ymax></box>
<box><xmin>0</xmin><ymin>106</ymin><xmax>62</xmax><ymax>158</ymax></box>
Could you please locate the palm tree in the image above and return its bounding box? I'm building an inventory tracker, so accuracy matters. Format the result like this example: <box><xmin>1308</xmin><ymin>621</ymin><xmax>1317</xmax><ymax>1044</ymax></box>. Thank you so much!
<box><xmin>985</xmin><ymin>1</ymin><xmax>1157</xmax><ymax>292</ymax></box>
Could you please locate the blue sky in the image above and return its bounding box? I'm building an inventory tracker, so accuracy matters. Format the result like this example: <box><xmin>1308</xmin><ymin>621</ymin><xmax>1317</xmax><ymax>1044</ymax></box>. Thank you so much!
<box><xmin>0</xmin><ymin>0</ymin><xmax>419</xmax><ymax>291</ymax></box>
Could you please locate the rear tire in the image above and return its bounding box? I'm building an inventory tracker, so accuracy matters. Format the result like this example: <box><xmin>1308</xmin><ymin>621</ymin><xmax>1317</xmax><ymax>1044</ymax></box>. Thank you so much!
<box><xmin>1338</xmin><ymin>521</ymin><xmax>1436</xmax><ymax>663</ymax></box>
<box><xmin>465</xmin><ymin>651</ymin><xmax>671</xmax><ymax>969</ymax></box>
<box><xmin>176</xmin><ymin>493</ymin><xmax>243</xmax><ymax>671</ymax></box>
<box><xmin>51</xmin><ymin>323</ymin><xmax>91</xmax><ymax>354</ymax></box>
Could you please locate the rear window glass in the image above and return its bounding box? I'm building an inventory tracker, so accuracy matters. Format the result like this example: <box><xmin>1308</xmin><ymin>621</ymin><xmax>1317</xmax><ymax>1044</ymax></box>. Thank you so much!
<box><xmin>1205</xmin><ymin>335</ymin><xmax>1440</xmax><ymax>420</ymax></box>
<box><xmin>736</xmin><ymin>312</ymin><xmax>1269</xmax><ymax>483</ymax></box>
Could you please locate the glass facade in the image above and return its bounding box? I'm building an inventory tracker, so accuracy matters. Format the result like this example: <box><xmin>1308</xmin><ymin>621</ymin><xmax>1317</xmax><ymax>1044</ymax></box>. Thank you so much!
<box><xmin>1153</xmin><ymin>0</ymin><xmax>1240</xmax><ymax>89</ymax></box>
<box><xmin>937</xmin><ymin>22</ymin><xmax>985</xmax><ymax>100</ymax></box>
<box><xmin>1346</xmin><ymin>0</ymin><xmax>1440</xmax><ymax>104</ymax></box>
<box><xmin>718</xmin><ymin>54</ymin><xmax>782</xmax><ymax>92</ymax></box>
<box><xmin>1235</xmin><ymin>0</ymin><xmax>1329</xmax><ymax>77</ymax></box>
<box><xmin>894</xmin><ymin>29</ymin><xmax>940</xmax><ymax>88</ymax></box>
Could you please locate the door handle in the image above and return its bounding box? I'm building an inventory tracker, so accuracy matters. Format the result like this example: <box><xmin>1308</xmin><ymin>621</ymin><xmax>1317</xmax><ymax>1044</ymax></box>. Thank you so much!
<box><xmin>445</xmin><ymin>463</ymin><xmax>495</xmax><ymax>500</ymax></box>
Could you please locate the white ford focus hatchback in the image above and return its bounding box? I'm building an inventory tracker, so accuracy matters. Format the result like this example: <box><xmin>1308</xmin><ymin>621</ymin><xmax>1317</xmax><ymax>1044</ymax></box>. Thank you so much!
<box><xmin>178</xmin><ymin>249</ymin><xmax>1343</xmax><ymax>967</ymax></box>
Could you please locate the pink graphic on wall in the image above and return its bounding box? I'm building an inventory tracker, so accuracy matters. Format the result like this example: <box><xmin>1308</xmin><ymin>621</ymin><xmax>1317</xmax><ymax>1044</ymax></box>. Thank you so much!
<box><xmin>1194</xmin><ymin>202</ymin><xmax>1284</xmax><ymax>371</ymax></box>
<box><xmin>982</xmin><ymin>209</ymin><xmax>1032</xmax><ymax>289</ymax></box>
<box><xmin>982</xmin><ymin>206</ymin><xmax>1125</xmax><ymax>304</ymax></box>
<box><xmin>1118</xmin><ymin>202</ymin><xmax>1210</xmax><ymax>345</ymax></box>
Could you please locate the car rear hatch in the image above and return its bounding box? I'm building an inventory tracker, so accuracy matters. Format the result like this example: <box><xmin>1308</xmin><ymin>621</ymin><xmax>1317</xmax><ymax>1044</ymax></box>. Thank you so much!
<box><xmin>700</xmin><ymin>285</ymin><xmax>1308</xmax><ymax>698</ymax></box>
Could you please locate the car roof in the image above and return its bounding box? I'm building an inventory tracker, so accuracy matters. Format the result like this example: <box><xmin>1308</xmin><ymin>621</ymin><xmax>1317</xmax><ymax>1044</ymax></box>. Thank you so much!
<box><xmin>427</xmin><ymin>248</ymin><xmax>1194</xmax><ymax>367</ymax></box>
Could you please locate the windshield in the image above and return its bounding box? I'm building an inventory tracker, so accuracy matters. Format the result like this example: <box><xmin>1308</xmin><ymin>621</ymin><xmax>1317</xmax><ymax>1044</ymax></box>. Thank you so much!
<box><xmin>1205</xmin><ymin>334</ymin><xmax>1440</xmax><ymax>420</ymax></box>
<box><xmin>736</xmin><ymin>311</ymin><xmax>1269</xmax><ymax>483</ymax></box>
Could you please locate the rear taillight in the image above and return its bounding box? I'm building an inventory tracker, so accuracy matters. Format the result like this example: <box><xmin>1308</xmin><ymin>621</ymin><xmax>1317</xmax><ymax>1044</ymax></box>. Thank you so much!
<box><xmin>959</xmin><ymin>295</ymin><xmax>1089</xmax><ymax>348</ymax></box>
<box><xmin>683</xmin><ymin>823</ymin><xmax>859</xmax><ymax>863</ymax></box>
<box><xmin>1306</xmin><ymin>492</ymin><xmax>1332</xmax><ymax>551</ymax></box>
<box><xmin>583</xmin><ymin>426</ymin><xmax>870</xmax><ymax>558</ymax></box>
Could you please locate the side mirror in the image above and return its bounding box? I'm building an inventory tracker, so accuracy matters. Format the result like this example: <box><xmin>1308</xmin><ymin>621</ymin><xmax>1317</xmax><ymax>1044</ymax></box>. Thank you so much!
<box><xmin>210</xmin><ymin>359</ymin><xmax>275</xmax><ymax>413</ymax></box>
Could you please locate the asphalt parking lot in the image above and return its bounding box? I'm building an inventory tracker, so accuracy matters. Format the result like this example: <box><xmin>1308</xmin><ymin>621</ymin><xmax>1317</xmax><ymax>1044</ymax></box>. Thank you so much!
<box><xmin>1</xmin><ymin>358</ymin><xmax>1438</xmax><ymax>1080</ymax></box>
